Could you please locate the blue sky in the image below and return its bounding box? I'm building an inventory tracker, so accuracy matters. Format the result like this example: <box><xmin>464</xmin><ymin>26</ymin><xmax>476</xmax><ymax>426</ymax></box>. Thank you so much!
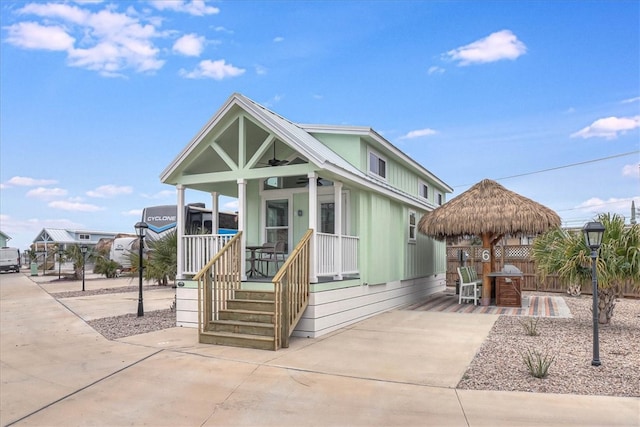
<box><xmin>1</xmin><ymin>0</ymin><xmax>639</xmax><ymax>251</ymax></box>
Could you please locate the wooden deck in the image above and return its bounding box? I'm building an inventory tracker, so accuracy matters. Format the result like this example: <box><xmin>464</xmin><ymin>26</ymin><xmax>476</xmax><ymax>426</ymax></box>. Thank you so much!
<box><xmin>404</xmin><ymin>291</ymin><xmax>572</xmax><ymax>318</ymax></box>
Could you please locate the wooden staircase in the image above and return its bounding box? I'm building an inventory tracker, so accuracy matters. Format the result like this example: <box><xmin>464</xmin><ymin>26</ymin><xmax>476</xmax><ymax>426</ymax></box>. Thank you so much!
<box><xmin>199</xmin><ymin>290</ymin><xmax>278</xmax><ymax>350</ymax></box>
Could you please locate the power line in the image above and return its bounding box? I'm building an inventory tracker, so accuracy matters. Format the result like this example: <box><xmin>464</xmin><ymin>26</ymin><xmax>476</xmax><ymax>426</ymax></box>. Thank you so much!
<box><xmin>453</xmin><ymin>150</ymin><xmax>639</xmax><ymax>188</ymax></box>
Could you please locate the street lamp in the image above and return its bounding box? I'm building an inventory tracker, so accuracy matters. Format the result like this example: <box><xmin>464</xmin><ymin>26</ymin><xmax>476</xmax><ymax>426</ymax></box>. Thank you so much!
<box><xmin>135</xmin><ymin>222</ymin><xmax>149</xmax><ymax>317</ymax></box>
<box><xmin>582</xmin><ymin>221</ymin><xmax>605</xmax><ymax>367</ymax></box>
<box><xmin>80</xmin><ymin>245</ymin><xmax>88</xmax><ymax>292</ymax></box>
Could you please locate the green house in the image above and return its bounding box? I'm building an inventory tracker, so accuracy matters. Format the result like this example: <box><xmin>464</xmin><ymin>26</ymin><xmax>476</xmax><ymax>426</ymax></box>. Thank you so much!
<box><xmin>161</xmin><ymin>93</ymin><xmax>452</xmax><ymax>347</ymax></box>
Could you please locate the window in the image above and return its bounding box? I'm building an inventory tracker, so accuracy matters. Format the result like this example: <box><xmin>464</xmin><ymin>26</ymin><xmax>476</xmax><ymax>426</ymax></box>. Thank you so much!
<box><xmin>265</xmin><ymin>199</ymin><xmax>289</xmax><ymax>251</ymax></box>
<box><xmin>408</xmin><ymin>210</ymin><xmax>416</xmax><ymax>242</ymax></box>
<box><xmin>368</xmin><ymin>150</ymin><xmax>387</xmax><ymax>179</ymax></box>
<box><xmin>320</xmin><ymin>202</ymin><xmax>335</xmax><ymax>234</ymax></box>
<box><xmin>79</xmin><ymin>234</ymin><xmax>90</xmax><ymax>240</ymax></box>
<box><xmin>437</xmin><ymin>193</ymin><xmax>443</xmax><ymax>206</ymax></box>
<box><xmin>419</xmin><ymin>182</ymin><xmax>429</xmax><ymax>200</ymax></box>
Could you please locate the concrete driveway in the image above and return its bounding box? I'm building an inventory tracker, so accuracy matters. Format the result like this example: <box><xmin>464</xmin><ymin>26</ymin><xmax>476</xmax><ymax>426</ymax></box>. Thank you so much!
<box><xmin>1</xmin><ymin>273</ymin><xmax>638</xmax><ymax>426</ymax></box>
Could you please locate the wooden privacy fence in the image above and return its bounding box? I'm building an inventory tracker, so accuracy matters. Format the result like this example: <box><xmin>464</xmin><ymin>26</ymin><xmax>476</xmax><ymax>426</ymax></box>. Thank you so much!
<box><xmin>447</xmin><ymin>245</ymin><xmax>639</xmax><ymax>298</ymax></box>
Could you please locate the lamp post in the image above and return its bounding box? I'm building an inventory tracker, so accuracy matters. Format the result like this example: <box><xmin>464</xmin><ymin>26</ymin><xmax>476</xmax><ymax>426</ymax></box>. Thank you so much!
<box><xmin>80</xmin><ymin>245</ymin><xmax>88</xmax><ymax>292</ymax></box>
<box><xmin>135</xmin><ymin>222</ymin><xmax>149</xmax><ymax>317</ymax></box>
<box><xmin>582</xmin><ymin>221</ymin><xmax>605</xmax><ymax>367</ymax></box>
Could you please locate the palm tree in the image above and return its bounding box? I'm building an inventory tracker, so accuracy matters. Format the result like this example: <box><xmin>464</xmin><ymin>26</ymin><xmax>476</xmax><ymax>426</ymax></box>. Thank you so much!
<box><xmin>532</xmin><ymin>213</ymin><xmax>640</xmax><ymax>324</ymax></box>
<box><xmin>129</xmin><ymin>231</ymin><xmax>177</xmax><ymax>286</ymax></box>
<box><xmin>65</xmin><ymin>244</ymin><xmax>91</xmax><ymax>280</ymax></box>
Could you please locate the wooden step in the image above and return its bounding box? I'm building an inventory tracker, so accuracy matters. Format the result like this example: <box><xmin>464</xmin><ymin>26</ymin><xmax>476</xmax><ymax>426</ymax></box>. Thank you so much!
<box><xmin>208</xmin><ymin>319</ymin><xmax>274</xmax><ymax>336</ymax></box>
<box><xmin>235</xmin><ymin>290</ymin><xmax>275</xmax><ymax>301</ymax></box>
<box><xmin>218</xmin><ymin>309</ymin><xmax>274</xmax><ymax>323</ymax></box>
<box><xmin>227</xmin><ymin>299</ymin><xmax>274</xmax><ymax>312</ymax></box>
<box><xmin>199</xmin><ymin>330</ymin><xmax>276</xmax><ymax>351</ymax></box>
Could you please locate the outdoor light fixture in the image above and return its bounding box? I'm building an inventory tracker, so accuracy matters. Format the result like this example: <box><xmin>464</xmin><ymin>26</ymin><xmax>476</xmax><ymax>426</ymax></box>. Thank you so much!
<box><xmin>134</xmin><ymin>222</ymin><xmax>149</xmax><ymax>317</ymax></box>
<box><xmin>80</xmin><ymin>245</ymin><xmax>88</xmax><ymax>292</ymax></box>
<box><xmin>582</xmin><ymin>221</ymin><xmax>605</xmax><ymax>366</ymax></box>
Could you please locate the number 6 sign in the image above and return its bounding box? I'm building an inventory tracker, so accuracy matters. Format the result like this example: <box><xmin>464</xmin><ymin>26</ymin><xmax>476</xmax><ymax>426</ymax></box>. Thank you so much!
<box><xmin>481</xmin><ymin>249</ymin><xmax>490</xmax><ymax>262</ymax></box>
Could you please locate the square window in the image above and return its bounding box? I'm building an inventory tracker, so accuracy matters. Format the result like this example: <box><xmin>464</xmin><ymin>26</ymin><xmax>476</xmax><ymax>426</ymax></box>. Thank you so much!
<box><xmin>368</xmin><ymin>150</ymin><xmax>387</xmax><ymax>179</ymax></box>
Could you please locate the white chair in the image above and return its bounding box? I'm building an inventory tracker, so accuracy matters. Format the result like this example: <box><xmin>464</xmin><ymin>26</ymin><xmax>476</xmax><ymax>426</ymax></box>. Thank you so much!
<box><xmin>457</xmin><ymin>266</ymin><xmax>482</xmax><ymax>305</ymax></box>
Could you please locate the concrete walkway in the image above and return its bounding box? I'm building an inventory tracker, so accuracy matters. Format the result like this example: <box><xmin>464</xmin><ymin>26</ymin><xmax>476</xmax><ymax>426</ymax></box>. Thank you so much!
<box><xmin>1</xmin><ymin>273</ymin><xmax>638</xmax><ymax>426</ymax></box>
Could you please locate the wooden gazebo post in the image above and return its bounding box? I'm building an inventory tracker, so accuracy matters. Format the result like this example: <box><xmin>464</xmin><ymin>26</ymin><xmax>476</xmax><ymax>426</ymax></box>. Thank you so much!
<box><xmin>481</xmin><ymin>232</ymin><xmax>492</xmax><ymax>306</ymax></box>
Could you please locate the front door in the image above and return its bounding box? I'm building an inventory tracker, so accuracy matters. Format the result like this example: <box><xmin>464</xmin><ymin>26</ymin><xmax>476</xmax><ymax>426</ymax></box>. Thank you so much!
<box><xmin>264</xmin><ymin>199</ymin><xmax>289</xmax><ymax>252</ymax></box>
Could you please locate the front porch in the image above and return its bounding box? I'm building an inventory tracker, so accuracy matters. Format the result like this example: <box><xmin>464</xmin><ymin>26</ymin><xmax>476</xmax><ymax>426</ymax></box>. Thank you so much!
<box><xmin>180</xmin><ymin>231</ymin><xmax>360</xmax><ymax>281</ymax></box>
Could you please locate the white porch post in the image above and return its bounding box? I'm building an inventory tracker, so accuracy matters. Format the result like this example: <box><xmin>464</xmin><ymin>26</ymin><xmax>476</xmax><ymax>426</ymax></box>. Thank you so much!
<box><xmin>176</xmin><ymin>184</ymin><xmax>185</xmax><ymax>280</ymax></box>
<box><xmin>308</xmin><ymin>172</ymin><xmax>318</xmax><ymax>283</ymax></box>
<box><xmin>238</xmin><ymin>179</ymin><xmax>247</xmax><ymax>281</ymax></box>
<box><xmin>334</xmin><ymin>181</ymin><xmax>343</xmax><ymax>280</ymax></box>
<box><xmin>211</xmin><ymin>192</ymin><xmax>219</xmax><ymax>233</ymax></box>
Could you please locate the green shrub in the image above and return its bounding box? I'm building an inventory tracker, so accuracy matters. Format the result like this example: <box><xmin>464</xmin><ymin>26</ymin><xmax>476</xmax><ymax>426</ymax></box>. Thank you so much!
<box><xmin>522</xmin><ymin>348</ymin><xmax>556</xmax><ymax>378</ymax></box>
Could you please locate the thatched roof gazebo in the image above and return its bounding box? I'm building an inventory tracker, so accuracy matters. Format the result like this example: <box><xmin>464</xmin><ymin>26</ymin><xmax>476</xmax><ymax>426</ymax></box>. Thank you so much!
<box><xmin>418</xmin><ymin>179</ymin><xmax>561</xmax><ymax>305</ymax></box>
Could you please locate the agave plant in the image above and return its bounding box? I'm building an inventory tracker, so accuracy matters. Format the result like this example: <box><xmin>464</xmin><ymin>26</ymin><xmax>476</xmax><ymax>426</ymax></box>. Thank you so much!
<box><xmin>532</xmin><ymin>213</ymin><xmax>640</xmax><ymax>324</ymax></box>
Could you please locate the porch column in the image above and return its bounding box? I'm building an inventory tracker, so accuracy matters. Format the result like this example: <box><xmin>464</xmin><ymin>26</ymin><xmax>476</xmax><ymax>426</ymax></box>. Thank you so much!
<box><xmin>176</xmin><ymin>184</ymin><xmax>185</xmax><ymax>280</ymax></box>
<box><xmin>308</xmin><ymin>172</ymin><xmax>318</xmax><ymax>283</ymax></box>
<box><xmin>334</xmin><ymin>181</ymin><xmax>343</xmax><ymax>280</ymax></box>
<box><xmin>237</xmin><ymin>179</ymin><xmax>247</xmax><ymax>281</ymax></box>
<box><xmin>211</xmin><ymin>192</ymin><xmax>219</xmax><ymax>233</ymax></box>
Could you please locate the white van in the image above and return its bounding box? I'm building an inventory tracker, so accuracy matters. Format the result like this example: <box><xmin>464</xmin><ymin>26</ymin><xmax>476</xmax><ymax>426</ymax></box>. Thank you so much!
<box><xmin>0</xmin><ymin>247</ymin><xmax>21</xmax><ymax>273</ymax></box>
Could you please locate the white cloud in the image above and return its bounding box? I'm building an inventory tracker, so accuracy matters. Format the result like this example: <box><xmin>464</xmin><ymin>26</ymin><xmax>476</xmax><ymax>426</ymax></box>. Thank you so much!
<box><xmin>5</xmin><ymin>176</ymin><xmax>58</xmax><ymax>187</ymax></box>
<box><xmin>179</xmin><ymin>59</ymin><xmax>245</xmax><ymax>80</ymax></box>
<box><xmin>122</xmin><ymin>209</ymin><xmax>143</xmax><ymax>216</ymax></box>
<box><xmin>621</xmin><ymin>96</ymin><xmax>640</xmax><ymax>104</ymax></box>
<box><xmin>427</xmin><ymin>66</ymin><xmax>445</xmax><ymax>75</ymax></box>
<box><xmin>255</xmin><ymin>64</ymin><xmax>267</xmax><ymax>75</ymax></box>
<box><xmin>26</xmin><ymin>187</ymin><xmax>68</xmax><ymax>199</ymax></box>
<box><xmin>570</xmin><ymin>115</ymin><xmax>640</xmax><ymax>140</ymax></box>
<box><xmin>576</xmin><ymin>196</ymin><xmax>640</xmax><ymax>215</ymax></box>
<box><xmin>141</xmin><ymin>189</ymin><xmax>176</xmax><ymax>199</ymax></box>
<box><xmin>400</xmin><ymin>128</ymin><xmax>438</xmax><ymax>139</ymax></box>
<box><xmin>5</xmin><ymin>22</ymin><xmax>76</xmax><ymax>51</ymax></box>
<box><xmin>445</xmin><ymin>30</ymin><xmax>526</xmax><ymax>66</ymax></box>
<box><xmin>8</xmin><ymin>2</ymin><xmax>165</xmax><ymax>76</ymax></box>
<box><xmin>223</xmin><ymin>200</ymin><xmax>239</xmax><ymax>211</ymax></box>
<box><xmin>149</xmin><ymin>0</ymin><xmax>220</xmax><ymax>16</ymax></box>
<box><xmin>622</xmin><ymin>163</ymin><xmax>640</xmax><ymax>178</ymax></box>
<box><xmin>273</xmin><ymin>36</ymin><xmax>284</xmax><ymax>43</ymax></box>
<box><xmin>86</xmin><ymin>184</ymin><xmax>133</xmax><ymax>198</ymax></box>
<box><xmin>172</xmin><ymin>33</ymin><xmax>205</xmax><ymax>56</ymax></box>
<box><xmin>48</xmin><ymin>200</ymin><xmax>104</xmax><ymax>212</ymax></box>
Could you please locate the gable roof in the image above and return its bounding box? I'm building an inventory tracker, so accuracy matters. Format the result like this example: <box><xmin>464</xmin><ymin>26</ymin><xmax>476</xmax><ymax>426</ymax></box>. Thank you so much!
<box><xmin>0</xmin><ymin>230</ymin><xmax>11</xmax><ymax>241</ymax></box>
<box><xmin>161</xmin><ymin>93</ymin><xmax>452</xmax><ymax>209</ymax></box>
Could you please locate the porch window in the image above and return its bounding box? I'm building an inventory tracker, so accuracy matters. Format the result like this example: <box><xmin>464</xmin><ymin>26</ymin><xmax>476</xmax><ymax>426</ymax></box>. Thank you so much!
<box><xmin>419</xmin><ymin>182</ymin><xmax>429</xmax><ymax>200</ymax></box>
<box><xmin>320</xmin><ymin>202</ymin><xmax>335</xmax><ymax>234</ymax></box>
<box><xmin>408</xmin><ymin>210</ymin><xmax>416</xmax><ymax>242</ymax></box>
<box><xmin>265</xmin><ymin>199</ymin><xmax>289</xmax><ymax>251</ymax></box>
<box><xmin>368</xmin><ymin>149</ymin><xmax>387</xmax><ymax>179</ymax></box>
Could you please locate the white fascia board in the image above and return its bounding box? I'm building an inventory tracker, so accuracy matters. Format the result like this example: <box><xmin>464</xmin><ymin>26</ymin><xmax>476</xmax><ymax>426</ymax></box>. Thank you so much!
<box><xmin>160</xmin><ymin>94</ymin><xmax>241</xmax><ymax>183</ymax></box>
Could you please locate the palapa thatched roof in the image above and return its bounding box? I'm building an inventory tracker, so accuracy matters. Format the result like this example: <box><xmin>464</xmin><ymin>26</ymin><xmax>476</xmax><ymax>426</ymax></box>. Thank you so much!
<box><xmin>418</xmin><ymin>179</ymin><xmax>561</xmax><ymax>239</ymax></box>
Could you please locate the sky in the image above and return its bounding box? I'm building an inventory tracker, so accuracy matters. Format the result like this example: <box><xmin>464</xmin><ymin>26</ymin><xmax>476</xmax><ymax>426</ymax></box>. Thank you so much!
<box><xmin>1</xmin><ymin>0</ymin><xmax>639</xmax><ymax>251</ymax></box>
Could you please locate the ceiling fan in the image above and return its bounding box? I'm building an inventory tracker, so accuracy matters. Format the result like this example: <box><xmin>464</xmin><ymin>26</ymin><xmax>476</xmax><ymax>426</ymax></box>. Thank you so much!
<box><xmin>264</xmin><ymin>142</ymin><xmax>289</xmax><ymax>167</ymax></box>
<box><xmin>296</xmin><ymin>176</ymin><xmax>325</xmax><ymax>186</ymax></box>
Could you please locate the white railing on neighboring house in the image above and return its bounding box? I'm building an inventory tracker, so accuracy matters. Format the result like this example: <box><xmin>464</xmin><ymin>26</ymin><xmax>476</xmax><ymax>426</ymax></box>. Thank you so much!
<box><xmin>316</xmin><ymin>232</ymin><xmax>359</xmax><ymax>277</ymax></box>
<box><xmin>183</xmin><ymin>234</ymin><xmax>235</xmax><ymax>275</ymax></box>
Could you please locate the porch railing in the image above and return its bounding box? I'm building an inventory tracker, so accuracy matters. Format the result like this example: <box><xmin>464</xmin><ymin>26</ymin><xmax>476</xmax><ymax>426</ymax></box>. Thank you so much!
<box><xmin>273</xmin><ymin>229</ymin><xmax>312</xmax><ymax>349</ymax></box>
<box><xmin>183</xmin><ymin>233</ymin><xmax>236</xmax><ymax>276</ymax></box>
<box><xmin>316</xmin><ymin>232</ymin><xmax>359</xmax><ymax>277</ymax></box>
<box><xmin>194</xmin><ymin>232</ymin><xmax>242</xmax><ymax>334</ymax></box>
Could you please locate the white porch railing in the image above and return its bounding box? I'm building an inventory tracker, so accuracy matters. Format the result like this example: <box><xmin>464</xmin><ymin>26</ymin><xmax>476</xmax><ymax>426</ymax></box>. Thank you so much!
<box><xmin>316</xmin><ymin>232</ymin><xmax>359</xmax><ymax>277</ymax></box>
<box><xmin>183</xmin><ymin>234</ymin><xmax>235</xmax><ymax>275</ymax></box>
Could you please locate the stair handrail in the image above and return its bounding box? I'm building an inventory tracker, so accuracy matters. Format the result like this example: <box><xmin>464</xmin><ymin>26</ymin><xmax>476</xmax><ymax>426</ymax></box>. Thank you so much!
<box><xmin>194</xmin><ymin>231</ymin><xmax>242</xmax><ymax>335</ymax></box>
<box><xmin>272</xmin><ymin>229</ymin><xmax>313</xmax><ymax>349</ymax></box>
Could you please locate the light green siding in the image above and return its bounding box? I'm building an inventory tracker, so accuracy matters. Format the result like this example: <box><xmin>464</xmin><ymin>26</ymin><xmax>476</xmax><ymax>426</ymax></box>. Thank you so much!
<box><xmin>312</xmin><ymin>133</ymin><xmax>362</xmax><ymax>168</ymax></box>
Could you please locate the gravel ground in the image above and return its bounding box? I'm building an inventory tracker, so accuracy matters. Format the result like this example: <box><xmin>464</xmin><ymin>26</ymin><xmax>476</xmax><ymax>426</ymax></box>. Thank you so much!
<box><xmin>50</xmin><ymin>285</ymin><xmax>165</xmax><ymax>299</ymax></box>
<box><xmin>87</xmin><ymin>309</ymin><xmax>176</xmax><ymax>340</ymax></box>
<box><xmin>457</xmin><ymin>294</ymin><xmax>640</xmax><ymax>397</ymax></box>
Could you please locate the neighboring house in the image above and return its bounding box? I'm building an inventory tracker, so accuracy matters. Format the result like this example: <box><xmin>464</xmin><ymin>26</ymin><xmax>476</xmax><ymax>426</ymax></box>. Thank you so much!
<box><xmin>32</xmin><ymin>228</ymin><xmax>123</xmax><ymax>252</ymax></box>
<box><xmin>0</xmin><ymin>231</ymin><xmax>11</xmax><ymax>248</ymax></box>
<box><xmin>161</xmin><ymin>93</ymin><xmax>453</xmax><ymax>340</ymax></box>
